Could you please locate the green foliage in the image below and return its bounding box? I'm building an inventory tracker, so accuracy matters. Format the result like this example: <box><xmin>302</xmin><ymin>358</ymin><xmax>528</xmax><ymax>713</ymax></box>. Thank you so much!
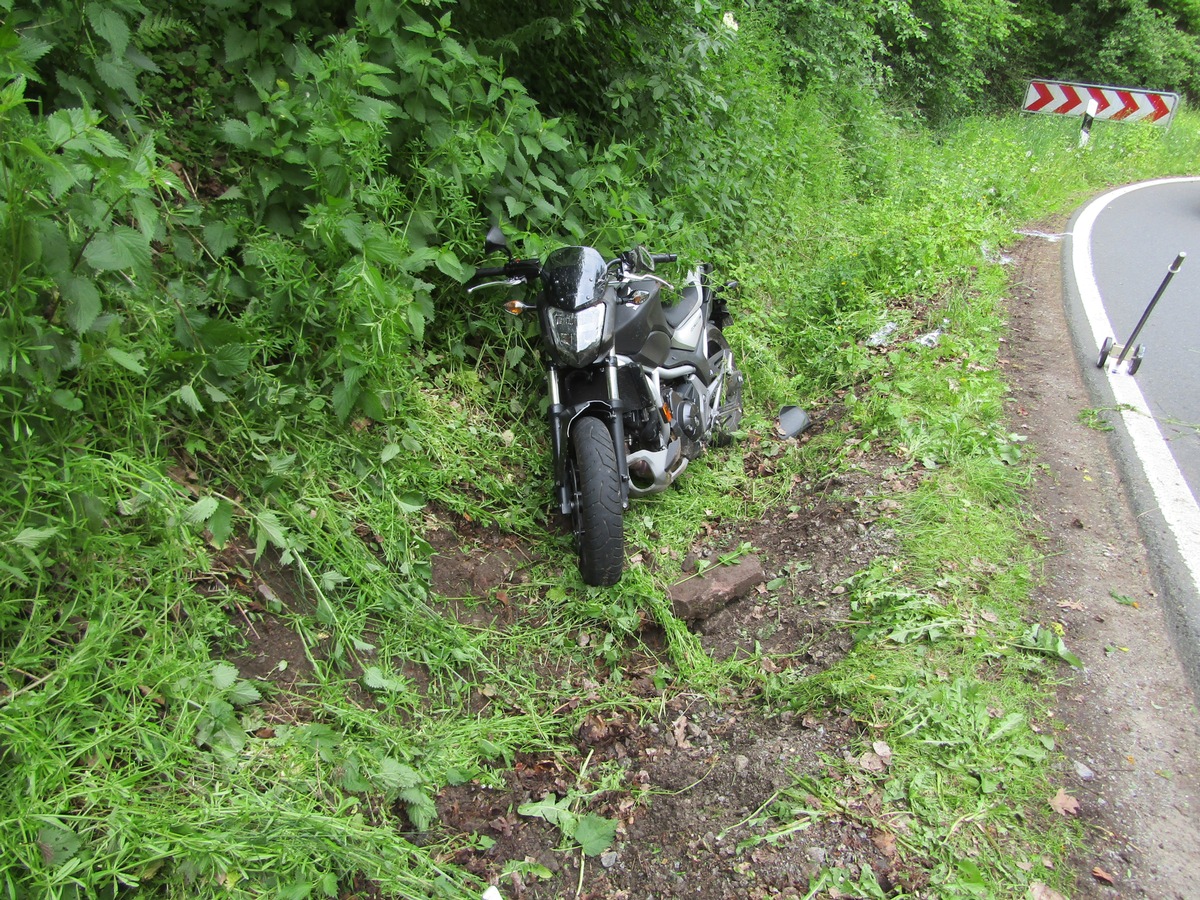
<box><xmin>6</xmin><ymin>0</ymin><xmax>1200</xmax><ymax>894</ymax></box>
<box><xmin>762</xmin><ymin>0</ymin><xmax>1030</xmax><ymax>119</ymax></box>
<box><xmin>764</xmin><ymin>0</ymin><xmax>1200</xmax><ymax>118</ymax></box>
<box><xmin>0</xmin><ymin>88</ymin><xmax>178</xmax><ymax>443</ymax></box>
<box><xmin>1032</xmin><ymin>0</ymin><xmax>1200</xmax><ymax>98</ymax></box>
<box><xmin>518</xmin><ymin>794</ymin><xmax>619</xmax><ymax>858</ymax></box>
<box><xmin>453</xmin><ymin>0</ymin><xmax>731</xmax><ymax>139</ymax></box>
<box><xmin>763</xmin><ymin>0</ymin><xmax>897</xmax><ymax>88</ymax></box>
<box><xmin>885</xmin><ymin>0</ymin><xmax>1032</xmax><ymax>121</ymax></box>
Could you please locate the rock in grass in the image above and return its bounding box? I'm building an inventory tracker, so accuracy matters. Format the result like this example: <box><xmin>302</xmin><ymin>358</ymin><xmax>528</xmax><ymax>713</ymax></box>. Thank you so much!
<box><xmin>668</xmin><ymin>556</ymin><xmax>765</xmax><ymax>621</ymax></box>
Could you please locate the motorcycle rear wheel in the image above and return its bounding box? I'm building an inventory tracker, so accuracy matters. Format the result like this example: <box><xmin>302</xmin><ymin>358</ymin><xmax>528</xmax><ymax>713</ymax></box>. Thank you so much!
<box><xmin>568</xmin><ymin>416</ymin><xmax>624</xmax><ymax>586</ymax></box>
<box><xmin>707</xmin><ymin>326</ymin><xmax>744</xmax><ymax>447</ymax></box>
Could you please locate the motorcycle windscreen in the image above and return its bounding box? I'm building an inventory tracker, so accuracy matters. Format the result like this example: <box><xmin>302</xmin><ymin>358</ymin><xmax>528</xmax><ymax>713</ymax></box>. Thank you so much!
<box><xmin>541</xmin><ymin>247</ymin><xmax>607</xmax><ymax>311</ymax></box>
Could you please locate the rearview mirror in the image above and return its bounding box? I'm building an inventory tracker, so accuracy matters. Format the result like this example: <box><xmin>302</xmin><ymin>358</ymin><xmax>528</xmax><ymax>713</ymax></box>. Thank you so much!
<box><xmin>485</xmin><ymin>225</ymin><xmax>512</xmax><ymax>260</ymax></box>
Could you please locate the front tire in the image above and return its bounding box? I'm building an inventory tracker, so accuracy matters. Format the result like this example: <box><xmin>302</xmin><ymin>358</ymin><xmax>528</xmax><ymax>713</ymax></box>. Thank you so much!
<box><xmin>568</xmin><ymin>416</ymin><xmax>624</xmax><ymax>586</ymax></box>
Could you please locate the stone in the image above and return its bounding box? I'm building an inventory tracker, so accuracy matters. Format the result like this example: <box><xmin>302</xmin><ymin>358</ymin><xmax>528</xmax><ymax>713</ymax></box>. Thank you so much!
<box><xmin>668</xmin><ymin>556</ymin><xmax>766</xmax><ymax>621</ymax></box>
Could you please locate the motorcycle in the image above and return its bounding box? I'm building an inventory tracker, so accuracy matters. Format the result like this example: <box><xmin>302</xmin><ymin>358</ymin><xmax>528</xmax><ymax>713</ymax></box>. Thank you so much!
<box><xmin>468</xmin><ymin>226</ymin><xmax>744</xmax><ymax>586</ymax></box>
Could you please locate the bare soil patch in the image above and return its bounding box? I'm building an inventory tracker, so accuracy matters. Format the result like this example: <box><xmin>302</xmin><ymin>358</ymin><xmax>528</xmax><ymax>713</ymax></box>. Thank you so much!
<box><xmin>429</xmin><ymin>462</ymin><xmax>924</xmax><ymax>900</ymax></box>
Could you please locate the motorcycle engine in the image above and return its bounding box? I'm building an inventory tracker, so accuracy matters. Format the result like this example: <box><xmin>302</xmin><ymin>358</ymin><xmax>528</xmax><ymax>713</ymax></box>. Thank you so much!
<box><xmin>667</xmin><ymin>381</ymin><xmax>704</xmax><ymax>459</ymax></box>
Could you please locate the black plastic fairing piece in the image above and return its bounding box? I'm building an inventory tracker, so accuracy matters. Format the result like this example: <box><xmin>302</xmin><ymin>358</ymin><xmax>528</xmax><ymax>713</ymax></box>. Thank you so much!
<box><xmin>776</xmin><ymin>406</ymin><xmax>811</xmax><ymax>440</ymax></box>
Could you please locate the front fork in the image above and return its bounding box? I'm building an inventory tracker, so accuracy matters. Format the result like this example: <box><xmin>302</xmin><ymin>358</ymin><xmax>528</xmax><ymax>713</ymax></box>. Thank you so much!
<box><xmin>548</xmin><ymin>357</ymin><xmax>631</xmax><ymax>516</ymax></box>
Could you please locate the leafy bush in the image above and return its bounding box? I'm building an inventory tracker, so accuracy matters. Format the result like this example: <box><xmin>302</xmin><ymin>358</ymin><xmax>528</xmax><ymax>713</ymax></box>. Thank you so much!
<box><xmin>1033</xmin><ymin>0</ymin><xmax>1200</xmax><ymax>98</ymax></box>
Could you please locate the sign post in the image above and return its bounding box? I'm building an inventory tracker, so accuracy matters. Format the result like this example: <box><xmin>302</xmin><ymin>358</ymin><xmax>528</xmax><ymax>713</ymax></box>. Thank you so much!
<box><xmin>1079</xmin><ymin>98</ymin><xmax>1099</xmax><ymax>147</ymax></box>
<box><xmin>1022</xmin><ymin>80</ymin><xmax>1180</xmax><ymax>127</ymax></box>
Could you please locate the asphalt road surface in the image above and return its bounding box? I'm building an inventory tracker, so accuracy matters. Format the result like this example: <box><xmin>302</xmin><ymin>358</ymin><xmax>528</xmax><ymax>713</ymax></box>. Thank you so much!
<box><xmin>1064</xmin><ymin>178</ymin><xmax>1200</xmax><ymax>697</ymax></box>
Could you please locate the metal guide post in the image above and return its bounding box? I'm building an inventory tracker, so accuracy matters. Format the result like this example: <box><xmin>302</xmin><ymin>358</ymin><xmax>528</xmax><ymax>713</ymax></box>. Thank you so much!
<box><xmin>1097</xmin><ymin>251</ymin><xmax>1186</xmax><ymax>374</ymax></box>
<box><xmin>1079</xmin><ymin>98</ymin><xmax>1098</xmax><ymax>147</ymax></box>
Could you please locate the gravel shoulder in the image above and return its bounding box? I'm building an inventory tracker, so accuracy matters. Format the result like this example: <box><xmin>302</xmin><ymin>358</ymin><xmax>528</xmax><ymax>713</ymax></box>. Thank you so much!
<box><xmin>1004</xmin><ymin>226</ymin><xmax>1200</xmax><ymax>898</ymax></box>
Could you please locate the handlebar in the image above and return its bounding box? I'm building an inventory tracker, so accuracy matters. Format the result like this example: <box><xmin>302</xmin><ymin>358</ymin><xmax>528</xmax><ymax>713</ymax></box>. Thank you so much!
<box><xmin>471</xmin><ymin>259</ymin><xmax>541</xmax><ymax>282</ymax></box>
<box><xmin>651</xmin><ymin>253</ymin><xmax>677</xmax><ymax>265</ymax></box>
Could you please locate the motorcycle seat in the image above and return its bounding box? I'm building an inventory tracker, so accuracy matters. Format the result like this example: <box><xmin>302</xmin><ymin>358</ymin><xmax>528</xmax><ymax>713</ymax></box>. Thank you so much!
<box><xmin>663</xmin><ymin>285</ymin><xmax>702</xmax><ymax>329</ymax></box>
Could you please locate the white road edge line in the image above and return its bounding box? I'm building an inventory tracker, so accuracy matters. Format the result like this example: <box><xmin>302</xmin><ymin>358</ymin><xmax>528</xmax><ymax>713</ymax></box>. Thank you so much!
<box><xmin>1071</xmin><ymin>178</ymin><xmax>1200</xmax><ymax>594</ymax></box>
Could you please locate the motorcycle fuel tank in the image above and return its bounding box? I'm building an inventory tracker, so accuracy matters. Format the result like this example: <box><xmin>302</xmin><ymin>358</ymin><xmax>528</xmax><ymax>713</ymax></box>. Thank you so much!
<box><xmin>614</xmin><ymin>286</ymin><xmax>672</xmax><ymax>367</ymax></box>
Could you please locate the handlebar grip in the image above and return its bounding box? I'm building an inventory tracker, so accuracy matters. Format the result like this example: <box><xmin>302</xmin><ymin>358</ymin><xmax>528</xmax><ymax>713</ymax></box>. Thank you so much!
<box><xmin>474</xmin><ymin>266</ymin><xmax>506</xmax><ymax>278</ymax></box>
<box><xmin>651</xmin><ymin>253</ymin><xmax>678</xmax><ymax>264</ymax></box>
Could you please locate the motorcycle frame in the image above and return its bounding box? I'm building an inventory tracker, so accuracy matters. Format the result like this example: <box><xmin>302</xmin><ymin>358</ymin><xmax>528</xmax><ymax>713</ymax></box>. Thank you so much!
<box><xmin>471</xmin><ymin>239</ymin><xmax>733</xmax><ymax>523</ymax></box>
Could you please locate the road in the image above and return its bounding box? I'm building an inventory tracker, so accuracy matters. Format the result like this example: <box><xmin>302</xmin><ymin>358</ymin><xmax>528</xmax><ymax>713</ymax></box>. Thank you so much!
<box><xmin>1087</xmin><ymin>180</ymin><xmax>1200</xmax><ymax>483</ymax></box>
<box><xmin>1064</xmin><ymin>178</ymin><xmax>1200</xmax><ymax>698</ymax></box>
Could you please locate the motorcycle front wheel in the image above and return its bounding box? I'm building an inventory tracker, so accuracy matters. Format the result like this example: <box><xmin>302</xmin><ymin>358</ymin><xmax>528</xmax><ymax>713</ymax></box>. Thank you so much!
<box><xmin>567</xmin><ymin>416</ymin><xmax>624</xmax><ymax>586</ymax></box>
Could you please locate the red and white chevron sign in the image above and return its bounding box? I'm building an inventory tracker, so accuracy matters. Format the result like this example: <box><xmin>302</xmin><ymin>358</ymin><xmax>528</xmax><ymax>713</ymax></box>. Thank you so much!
<box><xmin>1023</xmin><ymin>80</ymin><xmax>1179</xmax><ymax>126</ymax></box>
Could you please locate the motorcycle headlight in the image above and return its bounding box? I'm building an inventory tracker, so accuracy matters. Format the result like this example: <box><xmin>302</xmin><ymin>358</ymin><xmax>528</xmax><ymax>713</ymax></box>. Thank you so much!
<box><xmin>545</xmin><ymin>302</ymin><xmax>609</xmax><ymax>366</ymax></box>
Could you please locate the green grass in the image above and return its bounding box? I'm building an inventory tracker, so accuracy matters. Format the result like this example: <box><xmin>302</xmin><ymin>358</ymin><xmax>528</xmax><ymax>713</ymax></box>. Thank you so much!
<box><xmin>7</xmin><ymin>41</ymin><xmax>1200</xmax><ymax>899</ymax></box>
<box><xmin>760</xmin><ymin>448</ymin><xmax>1068</xmax><ymax>892</ymax></box>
